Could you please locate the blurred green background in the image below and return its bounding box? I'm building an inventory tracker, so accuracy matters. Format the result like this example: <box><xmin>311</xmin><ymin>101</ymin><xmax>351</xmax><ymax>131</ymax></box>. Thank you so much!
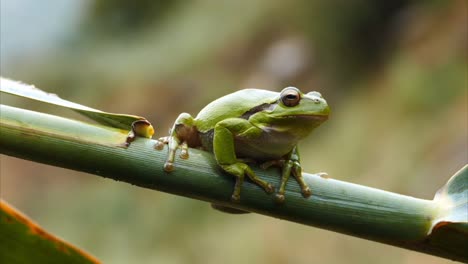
<box><xmin>1</xmin><ymin>0</ymin><xmax>466</xmax><ymax>263</ymax></box>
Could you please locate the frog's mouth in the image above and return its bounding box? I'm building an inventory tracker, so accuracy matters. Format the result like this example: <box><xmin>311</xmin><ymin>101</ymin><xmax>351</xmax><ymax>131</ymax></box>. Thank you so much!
<box><xmin>283</xmin><ymin>114</ymin><xmax>329</xmax><ymax>121</ymax></box>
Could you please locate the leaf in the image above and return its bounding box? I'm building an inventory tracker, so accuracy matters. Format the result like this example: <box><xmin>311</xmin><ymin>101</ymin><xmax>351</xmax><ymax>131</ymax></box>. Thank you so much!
<box><xmin>0</xmin><ymin>77</ymin><xmax>153</xmax><ymax>133</ymax></box>
<box><xmin>432</xmin><ymin>165</ymin><xmax>468</xmax><ymax>231</ymax></box>
<box><xmin>428</xmin><ymin>165</ymin><xmax>468</xmax><ymax>259</ymax></box>
<box><xmin>0</xmin><ymin>200</ymin><xmax>101</xmax><ymax>264</ymax></box>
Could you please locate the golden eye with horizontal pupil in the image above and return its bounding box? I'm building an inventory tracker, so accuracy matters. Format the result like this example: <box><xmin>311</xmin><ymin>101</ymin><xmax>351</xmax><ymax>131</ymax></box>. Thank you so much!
<box><xmin>280</xmin><ymin>87</ymin><xmax>301</xmax><ymax>107</ymax></box>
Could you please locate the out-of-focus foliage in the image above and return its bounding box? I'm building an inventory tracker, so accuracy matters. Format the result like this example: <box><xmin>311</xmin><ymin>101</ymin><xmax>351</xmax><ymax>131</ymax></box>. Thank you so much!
<box><xmin>0</xmin><ymin>200</ymin><xmax>100</xmax><ymax>264</ymax></box>
<box><xmin>84</xmin><ymin>0</ymin><xmax>180</xmax><ymax>36</ymax></box>
<box><xmin>1</xmin><ymin>0</ymin><xmax>466</xmax><ymax>263</ymax></box>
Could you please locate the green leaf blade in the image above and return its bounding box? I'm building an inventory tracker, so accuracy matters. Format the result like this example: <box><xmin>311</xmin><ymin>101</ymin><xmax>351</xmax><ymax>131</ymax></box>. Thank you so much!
<box><xmin>0</xmin><ymin>200</ymin><xmax>101</xmax><ymax>264</ymax></box>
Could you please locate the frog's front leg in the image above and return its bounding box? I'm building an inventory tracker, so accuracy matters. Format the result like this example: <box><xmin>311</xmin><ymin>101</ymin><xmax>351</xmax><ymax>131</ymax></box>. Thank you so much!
<box><xmin>213</xmin><ymin>118</ymin><xmax>274</xmax><ymax>202</ymax></box>
<box><xmin>266</xmin><ymin>146</ymin><xmax>311</xmax><ymax>203</ymax></box>
<box><xmin>155</xmin><ymin>113</ymin><xmax>197</xmax><ymax>171</ymax></box>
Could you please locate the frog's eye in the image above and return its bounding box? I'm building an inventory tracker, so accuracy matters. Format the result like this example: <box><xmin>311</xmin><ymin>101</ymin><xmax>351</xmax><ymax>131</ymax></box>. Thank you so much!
<box><xmin>280</xmin><ymin>87</ymin><xmax>301</xmax><ymax>107</ymax></box>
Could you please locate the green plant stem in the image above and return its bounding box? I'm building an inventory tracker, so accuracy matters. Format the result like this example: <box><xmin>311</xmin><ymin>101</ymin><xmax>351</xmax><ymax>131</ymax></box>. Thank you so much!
<box><xmin>0</xmin><ymin>104</ymin><xmax>466</xmax><ymax>262</ymax></box>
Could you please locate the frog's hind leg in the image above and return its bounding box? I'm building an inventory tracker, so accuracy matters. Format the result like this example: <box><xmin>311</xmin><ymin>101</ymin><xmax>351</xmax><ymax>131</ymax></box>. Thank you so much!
<box><xmin>291</xmin><ymin>161</ymin><xmax>312</xmax><ymax>198</ymax></box>
<box><xmin>214</xmin><ymin>118</ymin><xmax>274</xmax><ymax>202</ymax></box>
<box><xmin>276</xmin><ymin>160</ymin><xmax>292</xmax><ymax>203</ymax></box>
<box><xmin>155</xmin><ymin>113</ymin><xmax>196</xmax><ymax>171</ymax></box>
<box><xmin>264</xmin><ymin>146</ymin><xmax>312</xmax><ymax>203</ymax></box>
<box><xmin>287</xmin><ymin>146</ymin><xmax>312</xmax><ymax>198</ymax></box>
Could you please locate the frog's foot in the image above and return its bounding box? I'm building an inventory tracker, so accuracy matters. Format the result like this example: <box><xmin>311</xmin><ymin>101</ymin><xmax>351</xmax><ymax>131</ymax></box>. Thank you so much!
<box><xmin>154</xmin><ymin>136</ymin><xmax>169</xmax><ymax>150</ymax></box>
<box><xmin>155</xmin><ymin>136</ymin><xmax>189</xmax><ymax>158</ymax></box>
<box><xmin>179</xmin><ymin>142</ymin><xmax>189</xmax><ymax>159</ymax></box>
<box><xmin>269</xmin><ymin>158</ymin><xmax>312</xmax><ymax>203</ymax></box>
<box><xmin>163</xmin><ymin>161</ymin><xmax>175</xmax><ymax>172</ymax></box>
<box><xmin>291</xmin><ymin>162</ymin><xmax>312</xmax><ymax>198</ymax></box>
<box><xmin>231</xmin><ymin>193</ymin><xmax>241</xmax><ymax>203</ymax></box>
<box><xmin>155</xmin><ymin>113</ymin><xmax>198</xmax><ymax>172</ymax></box>
<box><xmin>264</xmin><ymin>183</ymin><xmax>275</xmax><ymax>194</ymax></box>
<box><xmin>301</xmin><ymin>186</ymin><xmax>312</xmax><ymax>198</ymax></box>
<box><xmin>155</xmin><ymin>136</ymin><xmax>179</xmax><ymax>172</ymax></box>
<box><xmin>275</xmin><ymin>193</ymin><xmax>285</xmax><ymax>203</ymax></box>
<box><xmin>260</xmin><ymin>159</ymin><xmax>289</xmax><ymax>203</ymax></box>
<box><xmin>221</xmin><ymin>162</ymin><xmax>274</xmax><ymax>202</ymax></box>
<box><xmin>155</xmin><ymin>135</ymin><xmax>191</xmax><ymax>172</ymax></box>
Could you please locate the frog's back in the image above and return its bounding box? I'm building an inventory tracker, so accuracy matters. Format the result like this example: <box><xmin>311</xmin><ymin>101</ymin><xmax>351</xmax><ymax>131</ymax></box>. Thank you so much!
<box><xmin>195</xmin><ymin>89</ymin><xmax>278</xmax><ymax>132</ymax></box>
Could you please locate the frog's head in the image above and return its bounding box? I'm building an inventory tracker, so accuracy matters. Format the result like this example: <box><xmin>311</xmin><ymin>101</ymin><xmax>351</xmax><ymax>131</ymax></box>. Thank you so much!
<box><xmin>252</xmin><ymin>87</ymin><xmax>330</xmax><ymax>137</ymax></box>
<box><xmin>273</xmin><ymin>86</ymin><xmax>329</xmax><ymax>119</ymax></box>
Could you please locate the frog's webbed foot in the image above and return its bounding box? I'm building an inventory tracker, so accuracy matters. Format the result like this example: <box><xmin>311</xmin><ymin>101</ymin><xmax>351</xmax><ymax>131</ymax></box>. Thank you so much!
<box><xmin>275</xmin><ymin>159</ymin><xmax>311</xmax><ymax>203</ymax></box>
<box><xmin>154</xmin><ymin>113</ymin><xmax>196</xmax><ymax>172</ymax></box>
<box><xmin>270</xmin><ymin>160</ymin><xmax>312</xmax><ymax>203</ymax></box>
<box><xmin>179</xmin><ymin>142</ymin><xmax>189</xmax><ymax>159</ymax></box>
<box><xmin>123</xmin><ymin>120</ymin><xmax>154</xmax><ymax>147</ymax></box>
<box><xmin>291</xmin><ymin>163</ymin><xmax>312</xmax><ymax>198</ymax></box>
<box><xmin>221</xmin><ymin>162</ymin><xmax>274</xmax><ymax>202</ymax></box>
<box><xmin>261</xmin><ymin>147</ymin><xmax>312</xmax><ymax>203</ymax></box>
<box><xmin>155</xmin><ymin>135</ymin><xmax>191</xmax><ymax>172</ymax></box>
<box><xmin>154</xmin><ymin>136</ymin><xmax>169</xmax><ymax>150</ymax></box>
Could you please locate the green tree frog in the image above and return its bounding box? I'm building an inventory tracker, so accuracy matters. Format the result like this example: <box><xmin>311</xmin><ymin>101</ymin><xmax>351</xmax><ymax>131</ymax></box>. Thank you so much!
<box><xmin>156</xmin><ymin>87</ymin><xmax>330</xmax><ymax>203</ymax></box>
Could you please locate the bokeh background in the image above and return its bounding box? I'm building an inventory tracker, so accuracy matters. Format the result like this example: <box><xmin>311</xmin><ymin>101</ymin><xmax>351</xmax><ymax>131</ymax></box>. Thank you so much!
<box><xmin>1</xmin><ymin>0</ymin><xmax>467</xmax><ymax>263</ymax></box>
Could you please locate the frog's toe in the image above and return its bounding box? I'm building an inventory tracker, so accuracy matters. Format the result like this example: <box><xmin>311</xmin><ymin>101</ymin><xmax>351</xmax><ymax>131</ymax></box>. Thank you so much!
<box><xmin>301</xmin><ymin>187</ymin><xmax>312</xmax><ymax>198</ymax></box>
<box><xmin>231</xmin><ymin>194</ymin><xmax>241</xmax><ymax>203</ymax></box>
<box><xmin>275</xmin><ymin>193</ymin><xmax>285</xmax><ymax>204</ymax></box>
<box><xmin>265</xmin><ymin>183</ymin><xmax>275</xmax><ymax>194</ymax></box>
<box><xmin>164</xmin><ymin>162</ymin><xmax>174</xmax><ymax>172</ymax></box>
<box><xmin>155</xmin><ymin>141</ymin><xmax>165</xmax><ymax>150</ymax></box>
<box><xmin>179</xmin><ymin>149</ymin><xmax>189</xmax><ymax>159</ymax></box>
